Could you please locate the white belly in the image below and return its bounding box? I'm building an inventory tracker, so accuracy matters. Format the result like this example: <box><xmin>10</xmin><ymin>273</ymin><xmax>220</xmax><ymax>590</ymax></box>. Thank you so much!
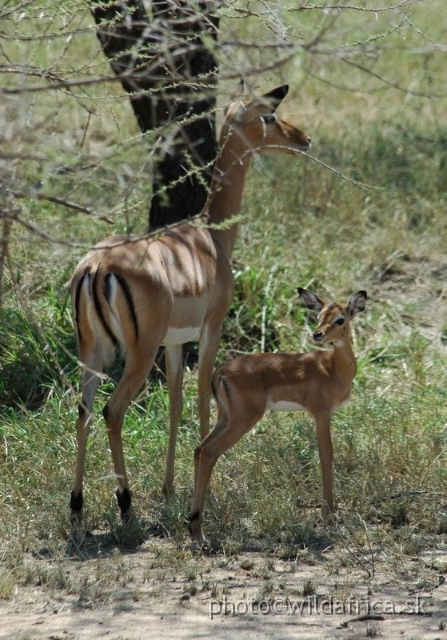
<box><xmin>163</xmin><ymin>326</ymin><xmax>201</xmax><ymax>346</ymax></box>
<box><xmin>268</xmin><ymin>399</ymin><xmax>306</xmax><ymax>412</ymax></box>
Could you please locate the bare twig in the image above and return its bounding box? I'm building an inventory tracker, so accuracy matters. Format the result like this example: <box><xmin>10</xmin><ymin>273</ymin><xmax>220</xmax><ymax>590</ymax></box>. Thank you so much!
<box><xmin>6</xmin><ymin>188</ymin><xmax>114</xmax><ymax>225</ymax></box>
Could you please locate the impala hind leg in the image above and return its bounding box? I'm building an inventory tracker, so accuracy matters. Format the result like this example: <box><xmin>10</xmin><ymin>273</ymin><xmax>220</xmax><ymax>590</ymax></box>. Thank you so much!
<box><xmin>70</xmin><ymin>356</ymin><xmax>103</xmax><ymax>542</ymax></box>
<box><xmin>188</xmin><ymin>416</ymin><xmax>228</xmax><ymax>546</ymax></box>
<box><xmin>188</xmin><ymin>404</ymin><xmax>263</xmax><ymax>545</ymax></box>
<box><xmin>103</xmin><ymin>347</ymin><xmax>158</xmax><ymax>524</ymax></box>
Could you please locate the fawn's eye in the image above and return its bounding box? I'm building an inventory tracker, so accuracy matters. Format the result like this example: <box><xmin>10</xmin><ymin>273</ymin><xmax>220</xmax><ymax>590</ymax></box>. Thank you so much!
<box><xmin>333</xmin><ymin>317</ymin><xmax>345</xmax><ymax>326</ymax></box>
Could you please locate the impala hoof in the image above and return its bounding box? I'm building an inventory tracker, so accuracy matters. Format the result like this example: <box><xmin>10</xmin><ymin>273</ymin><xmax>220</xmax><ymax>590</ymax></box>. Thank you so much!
<box><xmin>186</xmin><ymin>511</ymin><xmax>207</xmax><ymax>548</ymax></box>
<box><xmin>69</xmin><ymin>491</ymin><xmax>85</xmax><ymax>545</ymax></box>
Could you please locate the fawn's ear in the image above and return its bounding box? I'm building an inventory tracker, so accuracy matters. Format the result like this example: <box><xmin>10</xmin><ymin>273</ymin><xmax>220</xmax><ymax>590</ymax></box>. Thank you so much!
<box><xmin>347</xmin><ymin>291</ymin><xmax>367</xmax><ymax>317</ymax></box>
<box><xmin>298</xmin><ymin>287</ymin><xmax>325</xmax><ymax>315</ymax></box>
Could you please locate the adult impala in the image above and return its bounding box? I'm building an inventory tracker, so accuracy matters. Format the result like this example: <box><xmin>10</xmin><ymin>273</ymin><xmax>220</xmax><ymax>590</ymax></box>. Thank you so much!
<box><xmin>188</xmin><ymin>287</ymin><xmax>367</xmax><ymax>545</ymax></box>
<box><xmin>69</xmin><ymin>81</ymin><xmax>310</xmax><ymax>537</ymax></box>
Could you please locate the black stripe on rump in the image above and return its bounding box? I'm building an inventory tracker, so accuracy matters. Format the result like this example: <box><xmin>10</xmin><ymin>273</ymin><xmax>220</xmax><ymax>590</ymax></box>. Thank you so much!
<box><xmin>113</xmin><ymin>273</ymin><xmax>139</xmax><ymax>341</ymax></box>
<box><xmin>74</xmin><ymin>274</ymin><xmax>86</xmax><ymax>345</ymax></box>
<box><xmin>92</xmin><ymin>272</ymin><xmax>118</xmax><ymax>346</ymax></box>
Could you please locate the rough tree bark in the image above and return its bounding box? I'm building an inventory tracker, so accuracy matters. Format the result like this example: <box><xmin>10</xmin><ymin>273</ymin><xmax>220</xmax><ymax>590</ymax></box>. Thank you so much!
<box><xmin>90</xmin><ymin>0</ymin><xmax>220</xmax><ymax>231</ymax></box>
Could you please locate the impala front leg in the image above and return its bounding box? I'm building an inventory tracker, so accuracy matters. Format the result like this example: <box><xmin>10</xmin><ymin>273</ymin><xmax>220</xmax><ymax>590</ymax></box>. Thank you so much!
<box><xmin>314</xmin><ymin>410</ymin><xmax>335</xmax><ymax>523</ymax></box>
<box><xmin>164</xmin><ymin>344</ymin><xmax>184</xmax><ymax>496</ymax></box>
<box><xmin>197</xmin><ymin>324</ymin><xmax>222</xmax><ymax>440</ymax></box>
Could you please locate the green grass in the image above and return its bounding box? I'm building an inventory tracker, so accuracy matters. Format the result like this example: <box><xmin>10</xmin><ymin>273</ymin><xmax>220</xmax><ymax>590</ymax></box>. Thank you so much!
<box><xmin>1</xmin><ymin>0</ymin><xmax>447</xmax><ymax>606</ymax></box>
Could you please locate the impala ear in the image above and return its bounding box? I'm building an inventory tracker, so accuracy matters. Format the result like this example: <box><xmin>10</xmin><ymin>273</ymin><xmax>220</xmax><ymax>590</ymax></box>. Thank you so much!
<box><xmin>262</xmin><ymin>85</ymin><xmax>289</xmax><ymax>111</ymax></box>
<box><xmin>348</xmin><ymin>291</ymin><xmax>367</xmax><ymax>317</ymax></box>
<box><xmin>298</xmin><ymin>287</ymin><xmax>325</xmax><ymax>316</ymax></box>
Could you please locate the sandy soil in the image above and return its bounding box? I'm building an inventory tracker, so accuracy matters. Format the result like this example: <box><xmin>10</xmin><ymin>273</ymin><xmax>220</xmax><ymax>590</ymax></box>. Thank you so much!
<box><xmin>1</xmin><ymin>534</ymin><xmax>446</xmax><ymax>640</ymax></box>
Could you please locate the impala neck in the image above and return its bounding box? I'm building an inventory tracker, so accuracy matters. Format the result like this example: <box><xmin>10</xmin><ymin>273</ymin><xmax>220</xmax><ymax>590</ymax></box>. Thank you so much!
<box><xmin>204</xmin><ymin>123</ymin><xmax>254</xmax><ymax>259</ymax></box>
<box><xmin>331</xmin><ymin>331</ymin><xmax>357</xmax><ymax>384</ymax></box>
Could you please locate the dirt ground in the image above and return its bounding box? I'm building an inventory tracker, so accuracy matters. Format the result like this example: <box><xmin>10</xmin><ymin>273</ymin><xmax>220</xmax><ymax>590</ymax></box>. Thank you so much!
<box><xmin>1</xmin><ymin>532</ymin><xmax>447</xmax><ymax>640</ymax></box>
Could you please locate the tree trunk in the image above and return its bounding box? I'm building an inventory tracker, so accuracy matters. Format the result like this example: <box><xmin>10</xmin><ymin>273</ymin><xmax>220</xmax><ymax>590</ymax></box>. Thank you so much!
<box><xmin>90</xmin><ymin>0</ymin><xmax>219</xmax><ymax>231</ymax></box>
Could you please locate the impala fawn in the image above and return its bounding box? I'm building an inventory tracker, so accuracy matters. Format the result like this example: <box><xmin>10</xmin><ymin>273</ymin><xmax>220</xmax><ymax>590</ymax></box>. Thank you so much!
<box><xmin>188</xmin><ymin>287</ymin><xmax>367</xmax><ymax>544</ymax></box>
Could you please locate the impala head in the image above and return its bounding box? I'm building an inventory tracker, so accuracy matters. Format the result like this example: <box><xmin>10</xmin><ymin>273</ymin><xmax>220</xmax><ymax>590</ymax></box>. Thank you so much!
<box><xmin>298</xmin><ymin>288</ymin><xmax>367</xmax><ymax>346</ymax></box>
<box><xmin>224</xmin><ymin>80</ymin><xmax>311</xmax><ymax>155</ymax></box>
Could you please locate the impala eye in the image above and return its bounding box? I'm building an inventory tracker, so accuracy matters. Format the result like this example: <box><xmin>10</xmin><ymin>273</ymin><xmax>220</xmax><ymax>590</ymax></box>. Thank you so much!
<box><xmin>261</xmin><ymin>114</ymin><xmax>276</xmax><ymax>125</ymax></box>
<box><xmin>334</xmin><ymin>317</ymin><xmax>345</xmax><ymax>326</ymax></box>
